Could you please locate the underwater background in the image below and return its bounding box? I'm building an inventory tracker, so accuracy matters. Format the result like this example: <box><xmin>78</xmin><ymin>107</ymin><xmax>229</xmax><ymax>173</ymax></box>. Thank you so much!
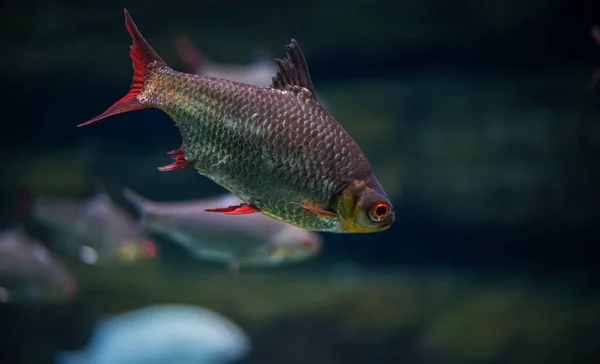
<box><xmin>1</xmin><ymin>0</ymin><xmax>599</xmax><ymax>363</ymax></box>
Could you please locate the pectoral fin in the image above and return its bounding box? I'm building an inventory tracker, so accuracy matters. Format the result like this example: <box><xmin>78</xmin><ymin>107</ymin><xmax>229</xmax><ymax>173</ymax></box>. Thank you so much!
<box><xmin>296</xmin><ymin>202</ymin><xmax>337</xmax><ymax>219</ymax></box>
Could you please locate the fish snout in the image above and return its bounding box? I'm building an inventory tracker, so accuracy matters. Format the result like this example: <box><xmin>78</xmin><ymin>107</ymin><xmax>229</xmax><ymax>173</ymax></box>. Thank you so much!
<box><xmin>299</xmin><ymin>234</ymin><xmax>322</xmax><ymax>255</ymax></box>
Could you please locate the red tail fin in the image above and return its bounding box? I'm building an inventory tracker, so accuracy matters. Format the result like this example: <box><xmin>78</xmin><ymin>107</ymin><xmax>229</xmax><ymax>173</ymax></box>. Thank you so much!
<box><xmin>78</xmin><ymin>9</ymin><xmax>167</xmax><ymax>127</ymax></box>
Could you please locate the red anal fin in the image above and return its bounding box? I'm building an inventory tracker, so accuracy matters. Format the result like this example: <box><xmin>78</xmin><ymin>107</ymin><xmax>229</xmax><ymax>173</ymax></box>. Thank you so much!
<box><xmin>166</xmin><ymin>148</ymin><xmax>183</xmax><ymax>156</ymax></box>
<box><xmin>158</xmin><ymin>148</ymin><xmax>191</xmax><ymax>172</ymax></box>
<box><xmin>78</xmin><ymin>9</ymin><xmax>167</xmax><ymax>127</ymax></box>
<box><xmin>173</xmin><ymin>33</ymin><xmax>205</xmax><ymax>74</ymax></box>
<box><xmin>296</xmin><ymin>202</ymin><xmax>337</xmax><ymax>219</ymax></box>
<box><xmin>205</xmin><ymin>204</ymin><xmax>260</xmax><ymax>215</ymax></box>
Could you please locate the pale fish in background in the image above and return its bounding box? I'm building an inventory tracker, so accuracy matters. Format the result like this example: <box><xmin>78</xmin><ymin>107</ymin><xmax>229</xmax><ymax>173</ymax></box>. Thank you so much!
<box><xmin>122</xmin><ymin>188</ymin><xmax>322</xmax><ymax>271</ymax></box>
<box><xmin>173</xmin><ymin>33</ymin><xmax>330</xmax><ymax>109</ymax></box>
<box><xmin>0</xmin><ymin>227</ymin><xmax>77</xmax><ymax>304</ymax></box>
<box><xmin>30</xmin><ymin>193</ymin><xmax>157</xmax><ymax>265</ymax></box>
<box><xmin>55</xmin><ymin>304</ymin><xmax>251</xmax><ymax>364</ymax></box>
<box><xmin>173</xmin><ymin>33</ymin><xmax>277</xmax><ymax>87</ymax></box>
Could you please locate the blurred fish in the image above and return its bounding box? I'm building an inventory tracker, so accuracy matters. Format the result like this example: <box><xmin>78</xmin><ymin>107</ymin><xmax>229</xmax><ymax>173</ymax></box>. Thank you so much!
<box><xmin>0</xmin><ymin>227</ymin><xmax>77</xmax><ymax>304</ymax></box>
<box><xmin>591</xmin><ymin>26</ymin><xmax>600</xmax><ymax>90</ymax></box>
<box><xmin>173</xmin><ymin>33</ymin><xmax>331</xmax><ymax>110</ymax></box>
<box><xmin>174</xmin><ymin>33</ymin><xmax>277</xmax><ymax>87</ymax></box>
<box><xmin>123</xmin><ymin>188</ymin><xmax>322</xmax><ymax>270</ymax></box>
<box><xmin>55</xmin><ymin>304</ymin><xmax>251</xmax><ymax>364</ymax></box>
<box><xmin>30</xmin><ymin>192</ymin><xmax>157</xmax><ymax>265</ymax></box>
<box><xmin>81</xmin><ymin>10</ymin><xmax>394</xmax><ymax>234</ymax></box>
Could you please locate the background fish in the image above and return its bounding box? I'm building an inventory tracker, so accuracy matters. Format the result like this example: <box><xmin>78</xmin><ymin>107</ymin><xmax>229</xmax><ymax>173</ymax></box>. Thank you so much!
<box><xmin>81</xmin><ymin>10</ymin><xmax>394</xmax><ymax>234</ymax></box>
<box><xmin>123</xmin><ymin>188</ymin><xmax>322</xmax><ymax>270</ymax></box>
<box><xmin>174</xmin><ymin>33</ymin><xmax>278</xmax><ymax>87</ymax></box>
<box><xmin>0</xmin><ymin>227</ymin><xmax>77</xmax><ymax>304</ymax></box>
<box><xmin>173</xmin><ymin>33</ymin><xmax>331</xmax><ymax>111</ymax></box>
<box><xmin>30</xmin><ymin>192</ymin><xmax>157</xmax><ymax>265</ymax></box>
<box><xmin>55</xmin><ymin>304</ymin><xmax>251</xmax><ymax>364</ymax></box>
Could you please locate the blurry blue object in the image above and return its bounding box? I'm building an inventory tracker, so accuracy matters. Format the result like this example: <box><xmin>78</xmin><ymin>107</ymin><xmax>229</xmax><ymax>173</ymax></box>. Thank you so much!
<box><xmin>55</xmin><ymin>304</ymin><xmax>251</xmax><ymax>364</ymax></box>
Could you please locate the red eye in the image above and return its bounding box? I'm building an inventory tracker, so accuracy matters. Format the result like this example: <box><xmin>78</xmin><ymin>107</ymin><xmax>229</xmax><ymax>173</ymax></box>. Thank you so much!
<box><xmin>369</xmin><ymin>202</ymin><xmax>390</xmax><ymax>222</ymax></box>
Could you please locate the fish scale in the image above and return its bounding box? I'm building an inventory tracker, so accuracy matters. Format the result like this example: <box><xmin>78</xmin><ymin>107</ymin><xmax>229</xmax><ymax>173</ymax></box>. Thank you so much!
<box><xmin>141</xmin><ymin>67</ymin><xmax>370</xmax><ymax>231</ymax></box>
<box><xmin>80</xmin><ymin>10</ymin><xmax>394</xmax><ymax>233</ymax></box>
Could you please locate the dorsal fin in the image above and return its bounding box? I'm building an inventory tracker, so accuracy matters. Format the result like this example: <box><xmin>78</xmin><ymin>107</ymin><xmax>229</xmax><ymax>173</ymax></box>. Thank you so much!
<box><xmin>271</xmin><ymin>39</ymin><xmax>316</xmax><ymax>99</ymax></box>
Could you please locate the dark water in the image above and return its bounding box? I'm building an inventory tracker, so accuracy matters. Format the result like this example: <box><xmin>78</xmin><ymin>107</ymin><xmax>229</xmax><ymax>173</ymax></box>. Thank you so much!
<box><xmin>1</xmin><ymin>0</ymin><xmax>599</xmax><ymax>363</ymax></box>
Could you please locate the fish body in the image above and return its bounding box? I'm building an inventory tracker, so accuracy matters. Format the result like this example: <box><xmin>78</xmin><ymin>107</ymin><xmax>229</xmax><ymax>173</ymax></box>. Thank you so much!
<box><xmin>30</xmin><ymin>193</ymin><xmax>156</xmax><ymax>265</ymax></box>
<box><xmin>82</xmin><ymin>10</ymin><xmax>394</xmax><ymax>234</ymax></box>
<box><xmin>123</xmin><ymin>188</ymin><xmax>321</xmax><ymax>268</ymax></box>
<box><xmin>55</xmin><ymin>304</ymin><xmax>251</xmax><ymax>364</ymax></box>
<box><xmin>0</xmin><ymin>227</ymin><xmax>76</xmax><ymax>303</ymax></box>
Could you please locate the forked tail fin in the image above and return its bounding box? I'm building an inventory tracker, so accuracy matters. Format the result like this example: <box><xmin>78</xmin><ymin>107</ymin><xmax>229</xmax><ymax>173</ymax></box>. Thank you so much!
<box><xmin>78</xmin><ymin>9</ymin><xmax>167</xmax><ymax>127</ymax></box>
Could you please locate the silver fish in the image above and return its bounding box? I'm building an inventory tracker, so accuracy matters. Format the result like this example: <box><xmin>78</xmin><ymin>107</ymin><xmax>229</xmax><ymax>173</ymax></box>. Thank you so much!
<box><xmin>173</xmin><ymin>33</ymin><xmax>278</xmax><ymax>87</ymax></box>
<box><xmin>172</xmin><ymin>33</ymin><xmax>330</xmax><ymax>108</ymax></box>
<box><xmin>122</xmin><ymin>188</ymin><xmax>322</xmax><ymax>270</ymax></box>
<box><xmin>55</xmin><ymin>304</ymin><xmax>251</xmax><ymax>364</ymax></box>
<box><xmin>0</xmin><ymin>227</ymin><xmax>77</xmax><ymax>304</ymax></box>
<box><xmin>30</xmin><ymin>193</ymin><xmax>157</xmax><ymax>265</ymax></box>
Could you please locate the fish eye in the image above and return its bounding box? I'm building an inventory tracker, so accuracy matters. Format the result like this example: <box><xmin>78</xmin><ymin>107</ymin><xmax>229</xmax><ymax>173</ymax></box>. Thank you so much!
<box><xmin>369</xmin><ymin>201</ymin><xmax>390</xmax><ymax>222</ymax></box>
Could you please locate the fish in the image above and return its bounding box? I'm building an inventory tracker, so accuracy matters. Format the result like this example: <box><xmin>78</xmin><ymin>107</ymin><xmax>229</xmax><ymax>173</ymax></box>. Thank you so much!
<box><xmin>80</xmin><ymin>9</ymin><xmax>394</xmax><ymax>234</ymax></box>
<box><xmin>122</xmin><ymin>188</ymin><xmax>322</xmax><ymax>270</ymax></box>
<box><xmin>0</xmin><ymin>227</ymin><xmax>77</xmax><ymax>304</ymax></box>
<box><xmin>173</xmin><ymin>33</ymin><xmax>331</xmax><ymax>111</ymax></box>
<box><xmin>30</xmin><ymin>192</ymin><xmax>157</xmax><ymax>265</ymax></box>
<box><xmin>174</xmin><ymin>33</ymin><xmax>278</xmax><ymax>87</ymax></box>
<box><xmin>55</xmin><ymin>304</ymin><xmax>251</xmax><ymax>364</ymax></box>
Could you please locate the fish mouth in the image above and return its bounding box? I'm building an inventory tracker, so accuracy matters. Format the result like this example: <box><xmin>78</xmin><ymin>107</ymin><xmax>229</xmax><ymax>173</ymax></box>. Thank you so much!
<box><xmin>342</xmin><ymin>220</ymin><xmax>393</xmax><ymax>233</ymax></box>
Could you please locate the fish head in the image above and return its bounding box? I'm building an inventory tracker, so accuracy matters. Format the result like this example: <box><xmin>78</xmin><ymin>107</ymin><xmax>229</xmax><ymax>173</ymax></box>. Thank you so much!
<box><xmin>336</xmin><ymin>179</ymin><xmax>395</xmax><ymax>233</ymax></box>
<box><xmin>270</xmin><ymin>226</ymin><xmax>322</xmax><ymax>261</ymax></box>
<box><xmin>48</xmin><ymin>268</ymin><xmax>78</xmax><ymax>299</ymax></box>
<box><xmin>25</xmin><ymin>253</ymin><xmax>78</xmax><ymax>302</ymax></box>
<box><xmin>79</xmin><ymin>238</ymin><xmax>156</xmax><ymax>265</ymax></box>
<box><xmin>36</xmin><ymin>249</ymin><xmax>79</xmax><ymax>299</ymax></box>
<box><xmin>114</xmin><ymin>239</ymin><xmax>157</xmax><ymax>263</ymax></box>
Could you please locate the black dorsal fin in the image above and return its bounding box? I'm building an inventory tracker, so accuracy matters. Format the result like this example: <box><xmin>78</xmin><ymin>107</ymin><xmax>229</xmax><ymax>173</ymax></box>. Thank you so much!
<box><xmin>271</xmin><ymin>39</ymin><xmax>316</xmax><ymax>99</ymax></box>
